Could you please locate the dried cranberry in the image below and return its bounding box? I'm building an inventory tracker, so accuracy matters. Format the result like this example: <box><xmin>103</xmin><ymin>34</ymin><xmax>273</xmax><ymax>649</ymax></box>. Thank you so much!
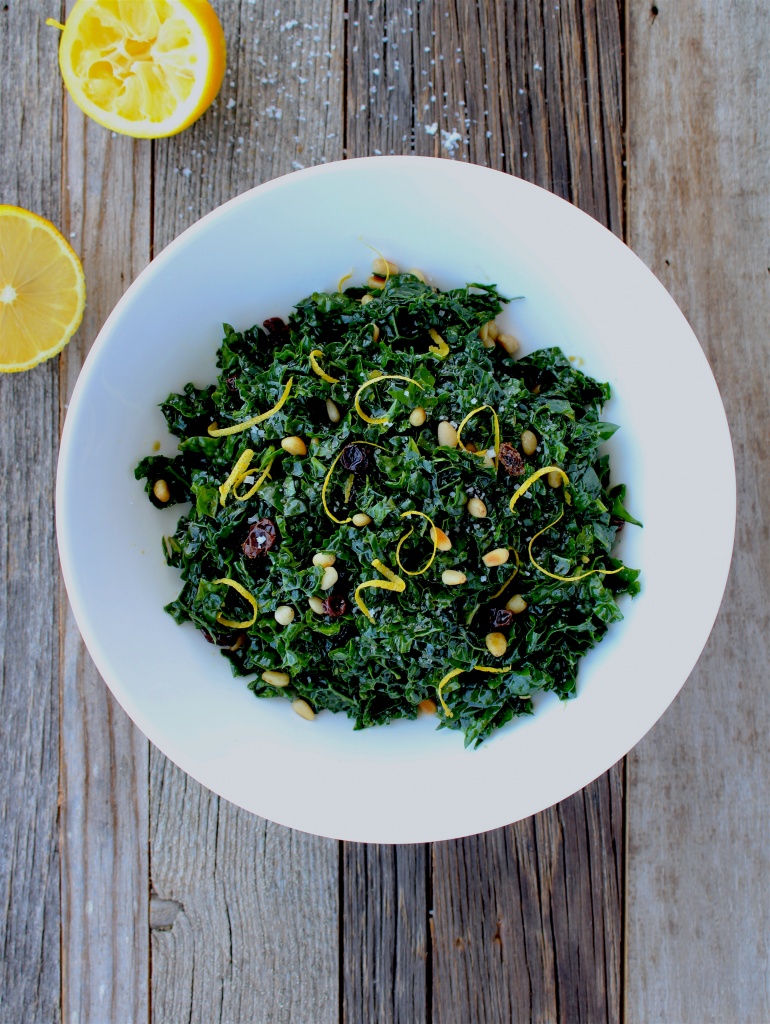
<box><xmin>489</xmin><ymin>608</ymin><xmax>515</xmax><ymax>629</ymax></box>
<box><xmin>322</xmin><ymin>595</ymin><xmax>349</xmax><ymax>618</ymax></box>
<box><xmin>225</xmin><ymin>375</ymin><xmax>239</xmax><ymax>393</ymax></box>
<box><xmin>262</xmin><ymin>317</ymin><xmax>288</xmax><ymax>339</ymax></box>
<box><xmin>610</xmin><ymin>517</ymin><xmax>626</xmax><ymax>531</ymax></box>
<box><xmin>498</xmin><ymin>442</ymin><xmax>525</xmax><ymax>477</ymax></box>
<box><xmin>340</xmin><ymin>443</ymin><xmax>370</xmax><ymax>473</ymax></box>
<box><xmin>242</xmin><ymin>518</ymin><xmax>278</xmax><ymax>558</ymax></box>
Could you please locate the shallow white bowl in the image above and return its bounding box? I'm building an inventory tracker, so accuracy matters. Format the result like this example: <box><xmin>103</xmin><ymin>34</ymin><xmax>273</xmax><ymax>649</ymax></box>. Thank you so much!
<box><xmin>57</xmin><ymin>157</ymin><xmax>735</xmax><ymax>843</ymax></box>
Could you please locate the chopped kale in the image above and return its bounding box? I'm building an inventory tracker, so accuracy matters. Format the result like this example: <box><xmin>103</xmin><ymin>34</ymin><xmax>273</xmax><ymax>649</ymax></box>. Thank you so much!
<box><xmin>136</xmin><ymin>273</ymin><xmax>640</xmax><ymax>746</ymax></box>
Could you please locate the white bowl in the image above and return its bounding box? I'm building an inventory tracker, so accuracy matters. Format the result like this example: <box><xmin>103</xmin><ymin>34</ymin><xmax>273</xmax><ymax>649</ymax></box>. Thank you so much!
<box><xmin>57</xmin><ymin>157</ymin><xmax>735</xmax><ymax>842</ymax></box>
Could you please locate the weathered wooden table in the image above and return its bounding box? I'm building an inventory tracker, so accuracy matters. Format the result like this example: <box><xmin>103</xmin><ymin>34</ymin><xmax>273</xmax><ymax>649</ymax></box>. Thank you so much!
<box><xmin>2</xmin><ymin>2</ymin><xmax>768</xmax><ymax>1022</ymax></box>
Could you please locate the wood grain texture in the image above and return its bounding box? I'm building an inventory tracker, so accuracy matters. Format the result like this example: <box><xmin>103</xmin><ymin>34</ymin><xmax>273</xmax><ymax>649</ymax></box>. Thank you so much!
<box><xmin>149</xmin><ymin>5</ymin><xmax>345</xmax><ymax>1022</ymax></box>
<box><xmin>58</xmin><ymin>24</ymin><xmax>153</xmax><ymax>1017</ymax></box>
<box><xmin>342</xmin><ymin>843</ymin><xmax>428</xmax><ymax>1024</ymax></box>
<box><xmin>0</xmin><ymin>4</ymin><xmax>63</xmax><ymax>1023</ymax></box>
<box><xmin>343</xmin><ymin>4</ymin><xmax>625</xmax><ymax>1023</ymax></box>
<box><xmin>625</xmin><ymin>2</ymin><xmax>770</xmax><ymax>1021</ymax></box>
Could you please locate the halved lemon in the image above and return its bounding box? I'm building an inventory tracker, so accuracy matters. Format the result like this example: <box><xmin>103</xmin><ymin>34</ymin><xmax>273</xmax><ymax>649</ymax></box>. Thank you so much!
<box><xmin>0</xmin><ymin>206</ymin><xmax>86</xmax><ymax>373</ymax></box>
<box><xmin>56</xmin><ymin>0</ymin><xmax>226</xmax><ymax>139</ymax></box>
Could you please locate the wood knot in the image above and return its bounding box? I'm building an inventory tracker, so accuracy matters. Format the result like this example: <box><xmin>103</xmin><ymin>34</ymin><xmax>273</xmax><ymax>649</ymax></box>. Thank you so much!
<box><xmin>150</xmin><ymin>895</ymin><xmax>184</xmax><ymax>931</ymax></box>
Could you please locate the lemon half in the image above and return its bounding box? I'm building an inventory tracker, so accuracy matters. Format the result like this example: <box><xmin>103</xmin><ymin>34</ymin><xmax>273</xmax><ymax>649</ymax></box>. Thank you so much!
<box><xmin>0</xmin><ymin>206</ymin><xmax>86</xmax><ymax>373</ymax></box>
<box><xmin>57</xmin><ymin>0</ymin><xmax>226</xmax><ymax>139</ymax></box>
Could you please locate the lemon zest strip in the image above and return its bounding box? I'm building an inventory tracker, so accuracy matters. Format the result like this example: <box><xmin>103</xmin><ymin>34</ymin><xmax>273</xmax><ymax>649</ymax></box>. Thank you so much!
<box><xmin>362</xmin><ymin>241</ymin><xmax>393</xmax><ymax>283</ymax></box>
<box><xmin>213</xmin><ymin>578</ymin><xmax>258</xmax><ymax>629</ymax></box>
<box><xmin>321</xmin><ymin>442</ymin><xmax>384</xmax><ymax>524</ymax></box>
<box><xmin>436</xmin><ymin>663</ymin><xmax>532</xmax><ymax>718</ymax></box>
<box><xmin>354</xmin><ymin>559</ymin><xmax>406</xmax><ymax>624</ymax></box>
<box><xmin>428</xmin><ymin>328</ymin><xmax>450</xmax><ymax>358</ymax></box>
<box><xmin>457</xmin><ymin>405</ymin><xmax>501</xmax><ymax>470</ymax></box>
<box><xmin>528</xmin><ymin>506</ymin><xmax>626</xmax><ymax>583</ymax></box>
<box><xmin>208</xmin><ymin>377</ymin><xmax>293</xmax><ymax>437</ymax></box>
<box><xmin>508</xmin><ymin>465</ymin><xmax>571</xmax><ymax>512</ymax></box>
<box><xmin>45</xmin><ymin>18</ymin><xmax>66</xmax><ymax>29</ymax></box>
<box><xmin>395</xmin><ymin>510</ymin><xmax>439</xmax><ymax>577</ymax></box>
<box><xmin>489</xmin><ymin>549</ymin><xmax>521</xmax><ymax>600</ymax></box>
<box><xmin>337</xmin><ymin>269</ymin><xmax>354</xmax><ymax>292</ymax></box>
<box><xmin>233</xmin><ymin>458</ymin><xmax>275</xmax><ymax>501</ymax></box>
<box><xmin>219</xmin><ymin>449</ymin><xmax>254</xmax><ymax>506</ymax></box>
<box><xmin>309</xmin><ymin>349</ymin><xmax>340</xmax><ymax>384</ymax></box>
<box><xmin>353</xmin><ymin>374</ymin><xmax>424</xmax><ymax>425</ymax></box>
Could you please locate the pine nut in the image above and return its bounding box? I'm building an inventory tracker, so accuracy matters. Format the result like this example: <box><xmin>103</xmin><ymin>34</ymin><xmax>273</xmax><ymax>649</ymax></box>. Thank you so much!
<box><xmin>437</xmin><ymin>420</ymin><xmax>458</xmax><ymax>447</ymax></box>
<box><xmin>482</xmin><ymin>547</ymin><xmax>510</xmax><ymax>568</ymax></box>
<box><xmin>418</xmin><ymin>698</ymin><xmax>437</xmax><ymax>714</ymax></box>
<box><xmin>153</xmin><ymin>479</ymin><xmax>170</xmax><ymax>502</ymax></box>
<box><xmin>442</xmin><ymin>569</ymin><xmax>467</xmax><ymax>586</ymax></box>
<box><xmin>274</xmin><ymin>606</ymin><xmax>295</xmax><ymax>626</ymax></box>
<box><xmin>547</xmin><ymin>470</ymin><xmax>563</xmax><ymax>488</ymax></box>
<box><xmin>313</xmin><ymin>552</ymin><xmax>336</xmax><ymax>568</ymax></box>
<box><xmin>479</xmin><ymin>322</ymin><xmax>490</xmax><ymax>343</ymax></box>
<box><xmin>262</xmin><ymin>670</ymin><xmax>290</xmax><ymax>688</ymax></box>
<box><xmin>497</xmin><ymin>333</ymin><xmax>519</xmax><ymax>356</ymax></box>
<box><xmin>430</xmin><ymin>526</ymin><xmax>452</xmax><ymax>552</ymax></box>
<box><xmin>352</xmin><ymin>513</ymin><xmax>372</xmax><ymax>527</ymax></box>
<box><xmin>326</xmin><ymin>398</ymin><xmax>341</xmax><ymax>423</ymax></box>
<box><xmin>371</xmin><ymin>324</ymin><xmax>380</xmax><ymax>342</ymax></box>
<box><xmin>320</xmin><ymin>565</ymin><xmax>338</xmax><ymax>590</ymax></box>
<box><xmin>465</xmin><ymin>441</ymin><xmax>478</xmax><ymax>453</ymax></box>
<box><xmin>372</xmin><ymin>256</ymin><xmax>398</xmax><ymax>276</ymax></box>
<box><xmin>367</xmin><ymin>275</ymin><xmax>386</xmax><ymax>289</ymax></box>
<box><xmin>485</xmin><ymin>632</ymin><xmax>508</xmax><ymax>658</ymax></box>
<box><xmin>409</xmin><ymin>405</ymin><xmax>427</xmax><ymax>427</ymax></box>
<box><xmin>487</xmin><ymin>321</ymin><xmax>500</xmax><ymax>341</ymax></box>
<box><xmin>521</xmin><ymin>429</ymin><xmax>538</xmax><ymax>455</ymax></box>
<box><xmin>467</xmin><ymin>497</ymin><xmax>487</xmax><ymax>518</ymax></box>
<box><xmin>409</xmin><ymin>268</ymin><xmax>426</xmax><ymax>282</ymax></box>
<box><xmin>506</xmin><ymin>594</ymin><xmax>528</xmax><ymax>614</ymax></box>
<box><xmin>292</xmin><ymin>698</ymin><xmax>316</xmax><ymax>721</ymax></box>
<box><xmin>308</xmin><ymin>596</ymin><xmax>325</xmax><ymax>614</ymax></box>
<box><xmin>361</xmin><ymin>293</ymin><xmax>374</xmax><ymax>305</ymax></box>
<box><xmin>281</xmin><ymin>435</ymin><xmax>307</xmax><ymax>456</ymax></box>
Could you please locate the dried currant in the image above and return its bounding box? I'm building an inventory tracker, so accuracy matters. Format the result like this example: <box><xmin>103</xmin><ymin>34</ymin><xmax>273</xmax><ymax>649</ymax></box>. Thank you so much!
<box><xmin>225</xmin><ymin>374</ymin><xmax>239</xmax><ymax>393</ymax></box>
<box><xmin>340</xmin><ymin>443</ymin><xmax>370</xmax><ymax>473</ymax></box>
<box><xmin>242</xmin><ymin>518</ymin><xmax>278</xmax><ymax>558</ymax></box>
<box><xmin>489</xmin><ymin>608</ymin><xmax>515</xmax><ymax>630</ymax></box>
<box><xmin>262</xmin><ymin>317</ymin><xmax>288</xmax><ymax>339</ymax></box>
<box><xmin>322</xmin><ymin>595</ymin><xmax>349</xmax><ymax>618</ymax></box>
<box><xmin>498</xmin><ymin>442</ymin><xmax>525</xmax><ymax>477</ymax></box>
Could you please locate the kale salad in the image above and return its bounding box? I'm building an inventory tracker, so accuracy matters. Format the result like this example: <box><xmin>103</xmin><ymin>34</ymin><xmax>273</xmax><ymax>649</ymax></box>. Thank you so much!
<box><xmin>136</xmin><ymin>261</ymin><xmax>640</xmax><ymax>747</ymax></box>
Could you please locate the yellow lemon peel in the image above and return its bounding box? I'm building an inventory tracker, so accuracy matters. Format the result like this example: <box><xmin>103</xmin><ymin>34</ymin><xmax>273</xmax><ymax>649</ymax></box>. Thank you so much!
<box><xmin>219</xmin><ymin>449</ymin><xmax>254</xmax><ymax>506</ymax></box>
<box><xmin>395</xmin><ymin>511</ymin><xmax>439</xmax><ymax>577</ymax></box>
<box><xmin>309</xmin><ymin>349</ymin><xmax>340</xmax><ymax>384</ymax></box>
<box><xmin>354</xmin><ymin>560</ymin><xmax>406</xmax><ymax>623</ymax></box>
<box><xmin>337</xmin><ymin>269</ymin><xmax>354</xmax><ymax>292</ymax></box>
<box><xmin>353</xmin><ymin>374</ymin><xmax>424</xmax><ymax>425</ymax></box>
<box><xmin>489</xmin><ymin>549</ymin><xmax>521</xmax><ymax>600</ymax></box>
<box><xmin>457</xmin><ymin>405</ymin><xmax>501</xmax><ymax>469</ymax></box>
<box><xmin>321</xmin><ymin>442</ymin><xmax>384</xmax><ymax>524</ymax></box>
<box><xmin>208</xmin><ymin>377</ymin><xmax>293</xmax><ymax>437</ymax></box>
<box><xmin>213</xmin><ymin>578</ymin><xmax>258</xmax><ymax>629</ymax></box>
<box><xmin>528</xmin><ymin>507</ymin><xmax>626</xmax><ymax>583</ymax></box>
<box><xmin>233</xmin><ymin>458</ymin><xmax>275</xmax><ymax>501</ymax></box>
<box><xmin>509</xmin><ymin>465</ymin><xmax>571</xmax><ymax>511</ymax></box>
<box><xmin>428</xmin><ymin>328</ymin><xmax>450</xmax><ymax>358</ymax></box>
<box><xmin>436</xmin><ymin>663</ymin><xmax>531</xmax><ymax>717</ymax></box>
<box><xmin>362</xmin><ymin>241</ymin><xmax>393</xmax><ymax>283</ymax></box>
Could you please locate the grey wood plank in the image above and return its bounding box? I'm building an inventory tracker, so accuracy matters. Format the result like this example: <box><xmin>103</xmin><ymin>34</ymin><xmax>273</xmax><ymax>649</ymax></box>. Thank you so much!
<box><xmin>342</xmin><ymin>842</ymin><xmax>428</xmax><ymax>1024</ymax></box>
<box><xmin>625</xmin><ymin>3</ymin><xmax>770</xmax><ymax>1021</ymax></box>
<box><xmin>58</xmin><ymin>34</ymin><xmax>153</xmax><ymax>1019</ymax></box>
<box><xmin>343</xmin><ymin>4</ymin><xmax>625</xmax><ymax>1023</ymax></box>
<box><xmin>149</xmin><ymin>4</ymin><xmax>344</xmax><ymax>1022</ymax></box>
<box><xmin>0</xmin><ymin>4</ymin><xmax>63</xmax><ymax>1022</ymax></box>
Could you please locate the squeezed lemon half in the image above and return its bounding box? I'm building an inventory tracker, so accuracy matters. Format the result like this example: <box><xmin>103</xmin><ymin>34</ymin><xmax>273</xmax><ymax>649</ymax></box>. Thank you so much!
<box><xmin>55</xmin><ymin>0</ymin><xmax>226</xmax><ymax>139</ymax></box>
<box><xmin>0</xmin><ymin>206</ymin><xmax>86</xmax><ymax>373</ymax></box>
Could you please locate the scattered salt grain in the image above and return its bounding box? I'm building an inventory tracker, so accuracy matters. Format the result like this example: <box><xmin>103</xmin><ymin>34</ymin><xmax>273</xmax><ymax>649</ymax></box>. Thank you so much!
<box><xmin>425</xmin><ymin>122</ymin><xmax>438</xmax><ymax>136</ymax></box>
